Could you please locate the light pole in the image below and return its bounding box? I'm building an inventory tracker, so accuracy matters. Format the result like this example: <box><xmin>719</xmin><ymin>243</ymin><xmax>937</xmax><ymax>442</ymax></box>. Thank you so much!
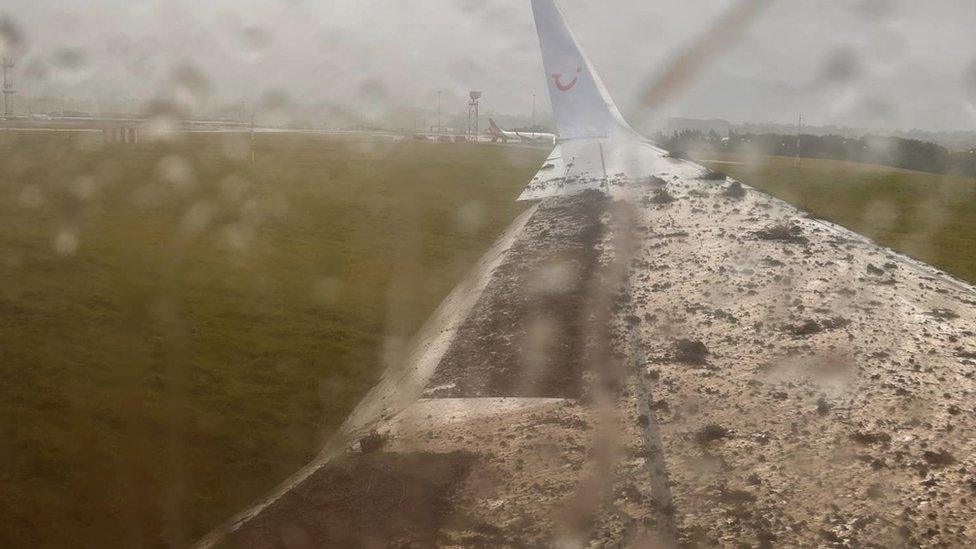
<box><xmin>795</xmin><ymin>113</ymin><xmax>802</xmax><ymax>165</ymax></box>
<box><xmin>532</xmin><ymin>93</ymin><xmax>536</xmax><ymax>130</ymax></box>
<box><xmin>436</xmin><ymin>90</ymin><xmax>442</xmax><ymax>133</ymax></box>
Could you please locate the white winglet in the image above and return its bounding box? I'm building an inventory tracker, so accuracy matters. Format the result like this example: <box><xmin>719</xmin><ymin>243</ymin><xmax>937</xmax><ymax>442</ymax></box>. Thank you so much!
<box><xmin>519</xmin><ymin>0</ymin><xmax>682</xmax><ymax>201</ymax></box>
<box><xmin>531</xmin><ymin>0</ymin><xmax>637</xmax><ymax>140</ymax></box>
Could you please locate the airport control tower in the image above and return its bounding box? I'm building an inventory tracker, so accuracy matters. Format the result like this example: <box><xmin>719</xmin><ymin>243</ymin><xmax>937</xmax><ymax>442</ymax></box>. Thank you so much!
<box><xmin>467</xmin><ymin>91</ymin><xmax>481</xmax><ymax>139</ymax></box>
<box><xmin>1</xmin><ymin>56</ymin><xmax>14</xmax><ymax>116</ymax></box>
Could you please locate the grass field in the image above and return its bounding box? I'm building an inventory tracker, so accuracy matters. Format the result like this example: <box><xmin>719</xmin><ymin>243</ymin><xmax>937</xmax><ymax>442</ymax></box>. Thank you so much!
<box><xmin>700</xmin><ymin>153</ymin><xmax>976</xmax><ymax>283</ymax></box>
<box><xmin>0</xmin><ymin>131</ymin><xmax>547</xmax><ymax>547</ymax></box>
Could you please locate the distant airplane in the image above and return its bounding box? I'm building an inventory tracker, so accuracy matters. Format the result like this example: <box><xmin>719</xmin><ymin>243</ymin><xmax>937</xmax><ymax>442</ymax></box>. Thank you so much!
<box><xmin>487</xmin><ymin>117</ymin><xmax>556</xmax><ymax>146</ymax></box>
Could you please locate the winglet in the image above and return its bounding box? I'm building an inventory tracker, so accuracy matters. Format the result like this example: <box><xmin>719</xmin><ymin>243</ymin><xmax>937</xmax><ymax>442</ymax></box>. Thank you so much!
<box><xmin>518</xmin><ymin>0</ymin><xmax>662</xmax><ymax>202</ymax></box>
<box><xmin>531</xmin><ymin>0</ymin><xmax>636</xmax><ymax>140</ymax></box>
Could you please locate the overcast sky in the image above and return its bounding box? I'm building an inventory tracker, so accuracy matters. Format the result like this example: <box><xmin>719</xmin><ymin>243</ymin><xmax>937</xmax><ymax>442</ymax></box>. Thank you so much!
<box><xmin>2</xmin><ymin>0</ymin><xmax>976</xmax><ymax>131</ymax></box>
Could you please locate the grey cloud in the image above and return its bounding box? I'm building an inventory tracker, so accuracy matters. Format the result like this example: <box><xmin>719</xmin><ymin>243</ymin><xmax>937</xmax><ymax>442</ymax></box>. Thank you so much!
<box><xmin>0</xmin><ymin>14</ymin><xmax>26</xmax><ymax>55</ymax></box>
<box><xmin>1</xmin><ymin>0</ymin><xmax>974</xmax><ymax>132</ymax></box>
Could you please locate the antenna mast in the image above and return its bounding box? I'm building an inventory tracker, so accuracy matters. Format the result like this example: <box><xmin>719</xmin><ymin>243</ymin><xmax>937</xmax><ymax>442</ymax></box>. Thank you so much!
<box><xmin>467</xmin><ymin>91</ymin><xmax>481</xmax><ymax>140</ymax></box>
<box><xmin>1</xmin><ymin>56</ymin><xmax>15</xmax><ymax>117</ymax></box>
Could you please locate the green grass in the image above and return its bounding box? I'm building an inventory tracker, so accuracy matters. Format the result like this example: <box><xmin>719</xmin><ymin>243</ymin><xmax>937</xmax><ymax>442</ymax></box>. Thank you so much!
<box><xmin>0</xmin><ymin>131</ymin><xmax>547</xmax><ymax>547</ymax></box>
<box><xmin>700</xmin><ymin>153</ymin><xmax>976</xmax><ymax>283</ymax></box>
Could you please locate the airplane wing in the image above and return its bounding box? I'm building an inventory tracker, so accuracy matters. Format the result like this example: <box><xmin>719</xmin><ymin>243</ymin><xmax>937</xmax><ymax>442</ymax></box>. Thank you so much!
<box><xmin>199</xmin><ymin>2</ymin><xmax>976</xmax><ymax>547</ymax></box>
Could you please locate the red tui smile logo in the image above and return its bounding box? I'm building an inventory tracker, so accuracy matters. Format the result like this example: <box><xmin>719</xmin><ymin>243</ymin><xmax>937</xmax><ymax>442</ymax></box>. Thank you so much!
<box><xmin>552</xmin><ymin>66</ymin><xmax>582</xmax><ymax>91</ymax></box>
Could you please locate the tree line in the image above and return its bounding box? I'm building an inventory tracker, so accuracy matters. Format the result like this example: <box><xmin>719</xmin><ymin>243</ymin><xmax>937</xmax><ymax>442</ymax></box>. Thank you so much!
<box><xmin>655</xmin><ymin>129</ymin><xmax>976</xmax><ymax>178</ymax></box>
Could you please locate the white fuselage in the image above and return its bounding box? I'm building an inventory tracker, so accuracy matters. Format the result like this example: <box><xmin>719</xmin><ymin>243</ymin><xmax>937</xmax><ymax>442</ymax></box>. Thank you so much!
<box><xmin>513</xmin><ymin>130</ymin><xmax>556</xmax><ymax>145</ymax></box>
<box><xmin>495</xmin><ymin>127</ymin><xmax>556</xmax><ymax>145</ymax></box>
